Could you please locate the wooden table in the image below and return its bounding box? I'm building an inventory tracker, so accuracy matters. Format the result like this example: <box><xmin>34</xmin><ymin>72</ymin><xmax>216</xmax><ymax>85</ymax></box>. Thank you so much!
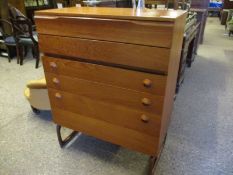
<box><xmin>35</xmin><ymin>7</ymin><xmax>187</xmax><ymax>175</ymax></box>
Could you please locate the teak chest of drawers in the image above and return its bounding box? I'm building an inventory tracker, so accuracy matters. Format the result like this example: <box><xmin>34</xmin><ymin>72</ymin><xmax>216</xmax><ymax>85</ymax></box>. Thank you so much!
<box><xmin>35</xmin><ymin>7</ymin><xmax>187</xmax><ymax>174</ymax></box>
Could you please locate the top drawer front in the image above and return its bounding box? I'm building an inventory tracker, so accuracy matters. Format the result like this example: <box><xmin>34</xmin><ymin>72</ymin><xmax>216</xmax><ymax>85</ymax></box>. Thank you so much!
<box><xmin>35</xmin><ymin>16</ymin><xmax>174</xmax><ymax>48</ymax></box>
<box><xmin>39</xmin><ymin>35</ymin><xmax>170</xmax><ymax>73</ymax></box>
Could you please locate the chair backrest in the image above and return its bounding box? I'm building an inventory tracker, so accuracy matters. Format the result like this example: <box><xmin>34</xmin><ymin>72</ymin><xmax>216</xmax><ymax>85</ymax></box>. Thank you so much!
<box><xmin>11</xmin><ymin>16</ymin><xmax>37</xmax><ymax>44</ymax></box>
<box><xmin>8</xmin><ymin>4</ymin><xmax>30</xmax><ymax>32</ymax></box>
<box><xmin>0</xmin><ymin>19</ymin><xmax>13</xmax><ymax>39</ymax></box>
<box><xmin>8</xmin><ymin>4</ymin><xmax>26</xmax><ymax>19</ymax></box>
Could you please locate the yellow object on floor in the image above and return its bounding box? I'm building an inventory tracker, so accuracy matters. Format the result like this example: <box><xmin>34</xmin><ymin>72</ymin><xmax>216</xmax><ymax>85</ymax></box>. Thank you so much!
<box><xmin>24</xmin><ymin>78</ymin><xmax>51</xmax><ymax>111</ymax></box>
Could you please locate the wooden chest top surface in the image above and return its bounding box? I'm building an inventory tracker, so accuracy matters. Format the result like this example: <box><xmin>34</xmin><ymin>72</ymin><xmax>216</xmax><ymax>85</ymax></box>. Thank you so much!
<box><xmin>35</xmin><ymin>7</ymin><xmax>187</xmax><ymax>22</ymax></box>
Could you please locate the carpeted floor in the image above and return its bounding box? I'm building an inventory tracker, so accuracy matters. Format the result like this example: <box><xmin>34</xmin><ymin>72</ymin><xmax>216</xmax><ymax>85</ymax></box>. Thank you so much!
<box><xmin>0</xmin><ymin>17</ymin><xmax>233</xmax><ymax>175</ymax></box>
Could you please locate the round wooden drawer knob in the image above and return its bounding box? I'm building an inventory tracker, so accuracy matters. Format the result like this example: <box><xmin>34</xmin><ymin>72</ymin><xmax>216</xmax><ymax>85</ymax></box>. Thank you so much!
<box><xmin>52</xmin><ymin>77</ymin><xmax>60</xmax><ymax>84</ymax></box>
<box><xmin>143</xmin><ymin>79</ymin><xmax>152</xmax><ymax>88</ymax></box>
<box><xmin>55</xmin><ymin>93</ymin><xmax>62</xmax><ymax>99</ymax></box>
<box><xmin>141</xmin><ymin>114</ymin><xmax>149</xmax><ymax>123</ymax></box>
<box><xmin>141</xmin><ymin>98</ymin><xmax>151</xmax><ymax>106</ymax></box>
<box><xmin>50</xmin><ymin>62</ymin><xmax>57</xmax><ymax>68</ymax></box>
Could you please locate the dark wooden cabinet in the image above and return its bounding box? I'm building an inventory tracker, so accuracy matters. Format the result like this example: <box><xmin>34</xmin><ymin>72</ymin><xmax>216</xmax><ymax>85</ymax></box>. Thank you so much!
<box><xmin>190</xmin><ymin>0</ymin><xmax>208</xmax><ymax>44</ymax></box>
<box><xmin>176</xmin><ymin>12</ymin><xmax>200</xmax><ymax>93</ymax></box>
<box><xmin>223</xmin><ymin>0</ymin><xmax>233</xmax><ymax>9</ymax></box>
<box><xmin>190</xmin><ymin>8</ymin><xmax>207</xmax><ymax>44</ymax></box>
<box><xmin>191</xmin><ymin>0</ymin><xmax>209</xmax><ymax>9</ymax></box>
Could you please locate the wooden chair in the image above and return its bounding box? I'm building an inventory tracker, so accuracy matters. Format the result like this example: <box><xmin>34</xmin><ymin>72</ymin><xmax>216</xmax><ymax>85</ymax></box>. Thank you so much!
<box><xmin>225</xmin><ymin>9</ymin><xmax>233</xmax><ymax>30</ymax></box>
<box><xmin>0</xmin><ymin>19</ymin><xmax>18</xmax><ymax>62</ymax></box>
<box><xmin>11</xmin><ymin>16</ymin><xmax>40</xmax><ymax>68</ymax></box>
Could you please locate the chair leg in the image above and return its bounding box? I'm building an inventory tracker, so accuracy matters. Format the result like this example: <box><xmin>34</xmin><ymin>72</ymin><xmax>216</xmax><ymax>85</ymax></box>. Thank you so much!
<box><xmin>19</xmin><ymin>46</ymin><xmax>24</xmax><ymax>66</ymax></box>
<box><xmin>34</xmin><ymin>45</ymin><xmax>40</xmax><ymax>69</ymax></box>
<box><xmin>148</xmin><ymin>133</ymin><xmax>167</xmax><ymax>175</ymax></box>
<box><xmin>36</xmin><ymin>57</ymin><xmax>40</xmax><ymax>69</ymax></box>
<box><xmin>24</xmin><ymin>46</ymin><xmax>28</xmax><ymax>57</ymax></box>
<box><xmin>5</xmin><ymin>46</ymin><xmax>11</xmax><ymax>63</ymax></box>
<box><xmin>16</xmin><ymin>45</ymin><xmax>20</xmax><ymax>64</ymax></box>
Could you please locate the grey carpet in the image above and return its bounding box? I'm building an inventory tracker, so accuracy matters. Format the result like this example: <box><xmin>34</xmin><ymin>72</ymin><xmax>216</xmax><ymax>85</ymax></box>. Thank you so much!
<box><xmin>0</xmin><ymin>17</ymin><xmax>233</xmax><ymax>175</ymax></box>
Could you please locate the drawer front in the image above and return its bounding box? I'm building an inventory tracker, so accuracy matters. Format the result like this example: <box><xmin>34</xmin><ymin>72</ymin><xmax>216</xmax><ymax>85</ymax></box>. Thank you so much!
<box><xmin>46</xmin><ymin>74</ymin><xmax>164</xmax><ymax>115</ymax></box>
<box><xmin>52</xmin><ymin>108</ymin><xmax>158</xmax><ymax>155</ymax></box>
<box><xmin>39</xmin><ymin>35</ymin><xmax>170</xmax><ymax>73</ymax></box>
<box><xmin>48</xmin><ymin>89</ymin><xmax>161</xmax><ymax>137</ymax></box>
<box><xmin>43</xmin><ymin>56</ymin><xmax>167</xmax><ymax>96</ymax></box>
<box><xmin>35</xmin><ymin>16</ymin><xmax>173</xmax><ymax>48</ymax></box>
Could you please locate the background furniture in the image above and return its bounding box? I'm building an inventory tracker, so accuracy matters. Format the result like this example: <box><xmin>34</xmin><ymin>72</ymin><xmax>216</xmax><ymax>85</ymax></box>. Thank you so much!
<box><xmin>11</xmin><ymin>16</ymin><xmax>40</xmax><ymax>68</ymax></box>
<box><xmin>24</xmin><ymin>0</ymin><xmax>55</xmax><ymax>23</ymax></box>
<box><xmin>0</xmin><ymin>0</ymin><xmax>26</xmax><ymax>24</ymax></box>
<box><xmin>220</xmin><ymin>9</ymin><xmax>229</xmax><ymax>25</ymax></box>
<box><xmin>208</xmin><ymin>1</ymin><xmax>223</xmax><ymax>17</ymax></box>
<box><xmin>219</xmin><ymin>0</ymin><xmax>233</xmax><ymax>24</ymax></box>
<box><xmin>191</xmin><ymin>0</ymin><xmax>209</xmax><ymax>9</ymax></box>
<box><xmin>35</xmin><ymin>7</ymin><xmax>187</xmax><ymax>174</ymax></box>
<box><xmin>176</xmin><ymin>12</ymin><xmax>199</xmax><ymax>93</ymax></box>
<box><xmin>97</xmin><ymin>0</ymin><xmax>132</xmax><ymax>7</ymax></box>
<box><xmin>190</xmin><ymin>8</ymin><xmax>207</xmax><ymax>44</ymax></box>
<box><xmin>222</xmin><ymin>0</ymin><xmax>233</xmax><ymax>9</ymax></box>
<box><xmin>225</xmin><ymin>9</ymin><xmax>233</xmax><ymax>29</ymax></box>
<box><xmin>0</xmin><ymin>0</ymin><xmax>26</xmax><ymax>59</ymax></box>
<box><xmin>0</xmin><ymin>28</ymin><xmax>8</xmax><ymax>57</ymax></box>
<box><xmin>0</xmin><ymin>19</ymin><xmax>17</xmax><ymax>61</ymax></box>
<box><xmin>228</xmin><ymin>19</ymin><xmax>233</xmax><ymax>36</ymax></box>
<box><xmin>145</xmin><ymin>0</ymin><xmax>169</xmax><ymax>8</ymax></box>
<box><xmin>24</xmin><ymin>77</ymin><xmax>51</xmax><ymax>113</ymax></box>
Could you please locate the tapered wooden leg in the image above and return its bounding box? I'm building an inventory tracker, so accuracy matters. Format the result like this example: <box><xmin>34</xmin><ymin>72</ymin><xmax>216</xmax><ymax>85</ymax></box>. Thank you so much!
<box><xmin>35</xmin><ymin>49</ymin><xmax>40</xmax><ymax>69</ymax></box>
<box><xmin>19</xmin><ymin>46</ymin><xmax>24</xmax><ymax>66</ymax></box>
<box><xmin>56</xmin><ymin>125</ymin><xmax>78</xmax><ymax>148</ymax></box>
<box><xmin>5</xmin><ymin>46</ymin><xmax>11</xmax><ymax>62</ymax></box>
<box><xmin>33</xmin><ymin>45</ymin><xmax>40</xmax><ymax>69</ymax></box>
<box><xmin>148</xmin><ymin>156</ymin><xmax>158</xmax><ymax>175</ymax></box>
<box><xmin>24</xmin><ymin>46</ymin><xmax>28</xmax><ymax>57</ymax></box>
<box><xmin>148</xmin><ymin>133</ymin><xmax>168</xmax><ymax>175</ymax></box>
<box><xmin>16</xmin><ymin>45</ymin><xmax>20</xmax><ymax>64</ymax></box>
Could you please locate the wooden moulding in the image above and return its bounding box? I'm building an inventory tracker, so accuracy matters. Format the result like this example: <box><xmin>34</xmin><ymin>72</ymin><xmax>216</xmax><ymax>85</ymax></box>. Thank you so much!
<box><xmin>35</xmin><ymin>14</ymin><xmax>174</xmax><ymax>48</ymax></box>
<box><xmin>158</xmin><ymin>12</ymin><xmax>187</xmax><ymax>152</ymax></box>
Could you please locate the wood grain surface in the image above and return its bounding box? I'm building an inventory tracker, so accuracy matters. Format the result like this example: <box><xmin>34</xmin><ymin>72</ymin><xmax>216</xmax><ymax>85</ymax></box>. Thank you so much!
<box><xmin>45</xmin><ymin>73</ymin><xmax>164</xmax><ymax>115</ymax></box>
<box><xmin>53</xmin><ymin>108</ymin><xmax>159</xmax><ymax>155</ymax></box>
<box><xmin>36</xmin><ymin>15</ymin><xmax>173</xmax><ymax>47</ymax></box>
<box><xmin>35</xmin><ymin>7</ymin><xmax>187</xmax><ymax>22</ymax></box>
<box><xmin>39</xmin><ymin>35</ymin><xmax>171</xmax><ymax>73</ymax></box>
<box><xmin>36</xmin><ymin>7</ymin><xmax>187</xmax><ymax>157</ymax></box>
<box><xmin>42</xmin><ymin>56</ymin><xmax>167</xmax><ymax>96</ymax></box>
<box><xmin>48</xmin><ymin>88</ymin><xmax>161</xmax><ymax>137</ymax></box>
